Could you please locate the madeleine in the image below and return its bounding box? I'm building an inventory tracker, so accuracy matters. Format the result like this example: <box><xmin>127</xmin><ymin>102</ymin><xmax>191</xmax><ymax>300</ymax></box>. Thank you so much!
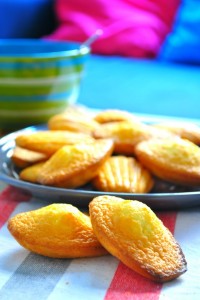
<box><xmin>38</xmin><ymin>139</ymin><xmax>114</xmax><ymax>188</ymax></box>
<box><xmin>93</xmin><ymin>121</ymin><xmax>175</xmax><ymax>156</ymax></box>
<box><xmin>94</xmin><ymin>109</ymin><xmax>139</xmax><ymax>124</ymax></box>
<box><xmin>92</xmin><ymin>156</ymin><xmax>154</xmax><ymax>193</ymax></box>
<box><xmin>135</xmin><ymin>138</ymin><xmax>200</xmax><ymax>186</ymax></box>
<box><xmin>153</xmin><ymin>121</ymin><xmax>200</xmax><ymax>145</ymax></box>
<box><xmin>8</xmin><ymin>203</ymin><xmax>107</xmax><ymax>258</ymax></box>
<box><xmin>89</xmin><ymin>195</ymin><xmax>187</xmax><ymax>282</ymax></box>
<box><xmin>15</xmin><ymin>130</ymin><xmax>94</xmax><ymax>156</ymax></box>
<box><xmin>48</xmin><ymin>112</ymin><xmax>99</xmax><ymax>135</ymax></box>
<box><xmin>11</xmin><ymin>146</ymin><xmax>48</xmax><ymax>168</ymax></box>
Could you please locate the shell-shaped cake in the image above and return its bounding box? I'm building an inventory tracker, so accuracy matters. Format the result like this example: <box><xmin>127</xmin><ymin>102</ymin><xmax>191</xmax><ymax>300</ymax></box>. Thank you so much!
<box><xmin>37</xmin><ymin>139</ymin><xmax>114</xmax><ymax>188</ymax></box>
<box><xmin>135</xmin><ymin>138</ymin><xmax>200</xmax><ymax>186</ymax></box>
<box><xmin>92</xmin><ymin>155</ymin><xmax>154</xmax><ymax>193</ymax></box>
<box><xmin>89</xmin><ymin>195</ymin><xmax>187</xmax><ymax>282</ymax></box>
<box><xmin>8</xmin><ymin>203</ymin><xmax>107</xmax><ymax>258</ymax></box>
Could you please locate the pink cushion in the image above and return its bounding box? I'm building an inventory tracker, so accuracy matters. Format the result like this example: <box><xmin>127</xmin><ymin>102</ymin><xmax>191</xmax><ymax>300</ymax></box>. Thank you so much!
<box><xmin>47</xmin><ymin>0</ymin><xmax>180</xmax><ymax>58</ymax></box>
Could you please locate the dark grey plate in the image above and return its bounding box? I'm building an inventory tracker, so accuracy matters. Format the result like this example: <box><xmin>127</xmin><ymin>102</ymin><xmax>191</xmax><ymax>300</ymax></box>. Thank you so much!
<box><xmin>1</xmin><ymin>122</ymin><xmax>200</xmax><ymax>210</ymax></box>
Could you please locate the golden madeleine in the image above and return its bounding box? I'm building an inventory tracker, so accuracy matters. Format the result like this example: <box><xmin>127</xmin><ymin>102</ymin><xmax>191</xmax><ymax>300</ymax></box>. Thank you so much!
<box><xmin>19</xmin><ymin>162</ymin><xmax>46</xmax><ymax>183</ymax></box>
<box><xmin>89</xmin><ymin>195</ymin><xmax>187</xmax><ymax>282</ymax></box>
<box><xmin>11</xmin><ymin>146</ymin><xmax>48</xmax><ymax>168</ymax></box>
<box><xmin>92</xmin><ymin>156</ymin><xmax>154</xmax><ymax>193</ymax></box>
<box><xmin>94</xmin><ymin>109</ymin><xmax>139</xmax><ymax>124</ymax></box>
<box><xmin>93</xmin><ymin>121</ymin><xmax>151</xmax><ymax>155</ymax></box>
<box><xmin>93</xmin><ymin>121</ymin><xmax>175</xmax><ymax>155</ymax></box>
<box><xmin>153</xmin><ymin>121</ymin><xmax>200</xmax><ymax>145</ymax></box>
<box><xmin>15</xmin><ymin>130</ymin><xmax>94</xmax><ymax>156</ymax></box>
<box><xmin>48</xmin><ymin>112</ymin><xmax>99</xmax><ymax>135</ymax></box>
<box><xmin>8</xmin><ymin>203</ymin><xmax>107</xmax><ymax>258</ymax></box>
<box><xmin>135</xmin><ymin>138</ymin><xmax>200</xmax><ymax>186</ymax></box>
<box><xmin>38</xmin><ymin>139</ymin><xmax>114</xmax><ymax>188</ymax></box>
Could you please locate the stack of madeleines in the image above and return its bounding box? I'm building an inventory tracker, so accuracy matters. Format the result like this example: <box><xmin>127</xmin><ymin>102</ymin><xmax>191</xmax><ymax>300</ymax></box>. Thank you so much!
<box><xmin>11</xmin><ymin>106</ymin><xmax>200</xmax><ymax>191</ymax></box>
<box><xmin>8</xmin><ymin>106</ymin><xmax>200</xmax><ymax>282</ymax></box>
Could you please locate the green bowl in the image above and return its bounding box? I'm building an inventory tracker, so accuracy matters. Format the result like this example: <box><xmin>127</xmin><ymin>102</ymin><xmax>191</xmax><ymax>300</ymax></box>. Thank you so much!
<box><xmin>0</xmin><ymin>39</ymin><xmax>90</xmax><ymax>131</ymax></box>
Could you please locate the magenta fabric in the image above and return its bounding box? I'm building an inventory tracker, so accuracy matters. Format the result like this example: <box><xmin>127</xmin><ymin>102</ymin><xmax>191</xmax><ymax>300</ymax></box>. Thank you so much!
<box><xmin>47</xmin><ymin>0</ymin><xmax>180</xmax><ymax>58</ymax></box>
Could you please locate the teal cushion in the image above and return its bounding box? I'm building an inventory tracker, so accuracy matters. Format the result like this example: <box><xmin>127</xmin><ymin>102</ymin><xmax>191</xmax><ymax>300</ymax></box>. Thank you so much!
<box><xmin>159</xmin><ymin>0</ymin><xmax>200</xmax><ymax>64</ymax></box>
<box><xmin>79</xmin><ymin>55</ymin><xmax>200</xmax><ymax>119</ymax></box>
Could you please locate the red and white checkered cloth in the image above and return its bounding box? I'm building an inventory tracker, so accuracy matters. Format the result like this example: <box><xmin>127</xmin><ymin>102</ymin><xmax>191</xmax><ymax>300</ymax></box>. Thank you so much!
<box><xmin>0</xmin><ymin>186</ymin><xmax>199</xmax><ymax>300</ymax></box>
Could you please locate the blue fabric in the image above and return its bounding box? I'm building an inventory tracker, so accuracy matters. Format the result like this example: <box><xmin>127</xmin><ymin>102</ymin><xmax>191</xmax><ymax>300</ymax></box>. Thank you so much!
<box><xmin>0</xmin><ymin>0</ymin><xmax>56</xmax><ymax>38</ymax></box>
<box><xmin>79</xmin><ymin>55</ymin><xmax>200</xmax><ymax>119</ymax></box>
<box><xmin>159</xmin><ymin>0</ymin><xmax>200</xmax><ymax>64</ymax></box>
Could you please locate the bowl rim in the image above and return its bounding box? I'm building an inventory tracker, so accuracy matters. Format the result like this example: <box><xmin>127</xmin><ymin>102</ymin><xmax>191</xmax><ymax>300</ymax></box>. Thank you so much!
<box><xmin>0</xmin><ymin>39</ymin><xmax>90</xmax><ymax>59</ymax></box>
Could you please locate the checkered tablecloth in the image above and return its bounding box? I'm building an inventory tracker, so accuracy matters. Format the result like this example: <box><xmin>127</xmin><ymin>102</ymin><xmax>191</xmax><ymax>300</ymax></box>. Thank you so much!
<box><xmin>0</xmin><ymin>186</ymin><xmax>200</xmax><ymax>300</ymax></box>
